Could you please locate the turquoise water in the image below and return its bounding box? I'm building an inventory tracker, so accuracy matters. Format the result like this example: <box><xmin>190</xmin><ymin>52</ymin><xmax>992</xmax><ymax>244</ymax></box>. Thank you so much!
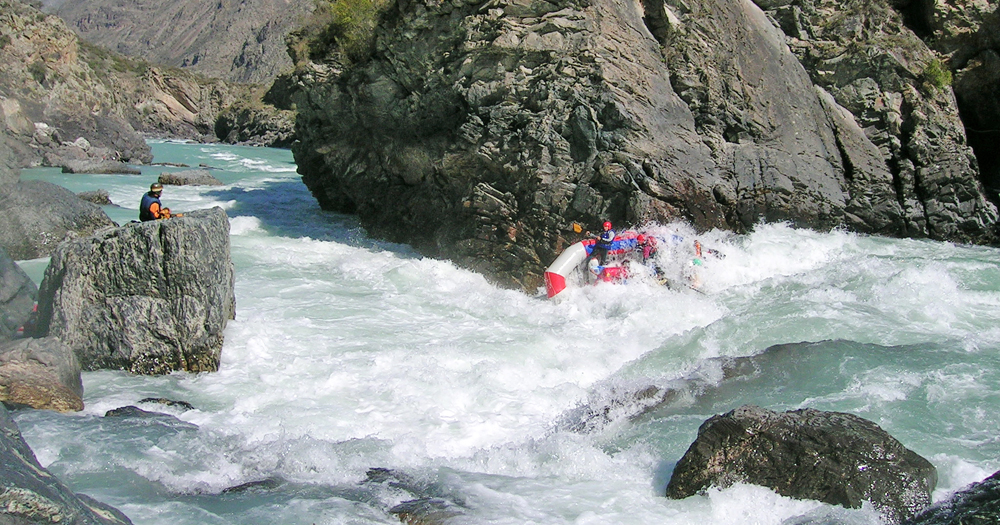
<box><xmin>12</xmin><ymin>141</ymin><xmax>1000</xmax><ymax>524</ymax></box>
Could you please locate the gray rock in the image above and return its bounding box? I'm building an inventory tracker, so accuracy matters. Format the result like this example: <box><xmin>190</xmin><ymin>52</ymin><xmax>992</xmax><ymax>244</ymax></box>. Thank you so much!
<box><xmin>0</xmin><ymin>246</ymin><xmax>37</xmax><ymax>341</ymax></box>
<box><xmin>0</xmin><ymin>404</ymin><xmax>132</xmax><ymax>524</ymax></box>
<box><xmin>33</xmin><ymin>207</ymin><xmax>235</xmax><ymax>375</ymax></box>
<box><xmin>0</xmin><ymin>179</ymin><xmax>118</xmax><ymax>260</ymax></box>
<box><xmin>158</xmin><ymin>169</ymin><xmax>223</xmax><ymax>186</ymax></box>
<box><xmin>902</xmin><ymin>469</ymin><xmax>1000</xmax><ymax>525</ymax></box>
<box><xmin>60</xmin><ymin>159</ymin><xmax>141</xmax><ymax>175</ymax></box>
<box><xmin>289</xmin><ymin>0</ymin><xmax>998</xmax><ymax>291</ymax></box>
<box><xmin>666</xmin><ymin>405</ymin><xmax>937</xmax><ymax>524</ymax></box>
<box><xmin>753</xmin><ymin>0</ymin><xmax>998</xmax><ymax>240</ymax></box>
<box><xmin>77</xmin><ymin>189</ymin><xmax>112</xmax><ymax>205</ymax></box>
<box><xmin>0</xmin><ymin>336</ymin><xmax>83</xmax><ymax>412</ymax></box>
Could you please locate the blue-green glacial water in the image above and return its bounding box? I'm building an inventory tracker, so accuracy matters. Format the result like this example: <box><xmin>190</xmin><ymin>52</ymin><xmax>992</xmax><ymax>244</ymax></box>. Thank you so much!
<box><xmin>12</xmin><ymin>140</ymin><xmax>1000</xmax><ymax>524</ymax></box>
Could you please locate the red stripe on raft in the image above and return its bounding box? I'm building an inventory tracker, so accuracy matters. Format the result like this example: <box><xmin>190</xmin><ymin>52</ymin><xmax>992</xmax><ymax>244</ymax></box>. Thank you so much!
<box><xmin>545</xmin><ymin>271</ymin><xmax>567</xmax><ymax>298</ymax></box>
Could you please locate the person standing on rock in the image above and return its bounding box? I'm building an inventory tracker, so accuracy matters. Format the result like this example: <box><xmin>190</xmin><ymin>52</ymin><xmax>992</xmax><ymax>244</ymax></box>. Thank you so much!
<box><xmin>140</xmin><ymin>182</ymin><xmax>165</xmax><ymax>221</ymax></box>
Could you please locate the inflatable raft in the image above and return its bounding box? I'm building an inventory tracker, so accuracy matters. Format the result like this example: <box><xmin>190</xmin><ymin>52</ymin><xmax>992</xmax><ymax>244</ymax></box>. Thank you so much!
<box><xmin>544</xmin><ymin>233</ymin><xmax>638</xmax><ymax>298</ymax></box>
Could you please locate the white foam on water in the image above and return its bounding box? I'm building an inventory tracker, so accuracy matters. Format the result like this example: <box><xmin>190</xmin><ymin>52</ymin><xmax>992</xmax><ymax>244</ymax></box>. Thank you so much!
<box><xmin>13</xmin><ymin>143</ymin><xmax>1000</xmax><ymax>525</ymax></box>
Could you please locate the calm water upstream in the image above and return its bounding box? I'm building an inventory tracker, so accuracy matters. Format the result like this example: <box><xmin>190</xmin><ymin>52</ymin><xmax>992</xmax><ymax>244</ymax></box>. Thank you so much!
<box><xmin>12</xmin><ymin>140</ymin><xmax>1000</xmax><ymax>524</ymax></box>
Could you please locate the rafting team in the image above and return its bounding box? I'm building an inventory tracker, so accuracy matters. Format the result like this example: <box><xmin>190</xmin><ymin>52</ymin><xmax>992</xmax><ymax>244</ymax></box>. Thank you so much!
<box><xmin>583</xmin><ymin>220</ymin><xmax>723</xmax><ymax>288</ymax></box>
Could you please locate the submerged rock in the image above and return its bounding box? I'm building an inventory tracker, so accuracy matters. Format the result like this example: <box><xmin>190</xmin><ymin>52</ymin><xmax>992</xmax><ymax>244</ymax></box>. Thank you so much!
<box><xmin>33</xmin><ymin>208</ymin><xmax>236</xmax><ymax>375</ymax></box>
<box><xmin>0</xmin><ymin>403</ymin><xmax>133</xmax><ymax>524</ymax></box>
<box><xmin>666</xmin><ymin>405</ymin><xmax>936</xmax><ymax>523</ymax></box>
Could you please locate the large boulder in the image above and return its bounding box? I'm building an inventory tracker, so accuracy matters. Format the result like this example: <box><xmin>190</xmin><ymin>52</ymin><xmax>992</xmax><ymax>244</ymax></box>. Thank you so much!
<box><xmin>0</xmin><ymin>403</ymin><xmax>132</xmax><ymax>524</ymax></box>
<box><xmin>33</xmin><ymin>208</ymin><xmax>235</xmax><ymax>375</ymax></box>
<box><xmin>0</xmin><ymin>246</ymin><xmax>37</xmax><ymax>341</ymax></box>
<box><xmin>666</xmin><ymin>405</ymin><xmax>937</xmax><ymax>523</ymax></box>
<box><xmin>0</xmin><ymin>179</ymin><xmax>118</xmax><ymax>260</ymax></box>
<box><xmin>0</xmin><ymin>336</ymin><xmax>83</xmax><ymax>412</ymax></box>
<box><xmin>290</xmin><ymin>0</ymin><xmax>998</xmax><ymax>291</ymax></box>
<box><xmin>902</xmin><ymin>469</ymin><xmax>1000</xmax><ymax>524</ymax></box>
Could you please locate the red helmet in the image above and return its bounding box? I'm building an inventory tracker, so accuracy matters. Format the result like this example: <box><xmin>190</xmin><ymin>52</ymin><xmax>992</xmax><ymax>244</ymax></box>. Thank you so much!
<box><xmin>603</xmin><ymin>221</ymin><xmax>612</xmax><ymax>230</ymax></box>
<box><xmin>637</xmin><ymin>234</ymin><xmax>646</xmax><ymax>243</ymax></box>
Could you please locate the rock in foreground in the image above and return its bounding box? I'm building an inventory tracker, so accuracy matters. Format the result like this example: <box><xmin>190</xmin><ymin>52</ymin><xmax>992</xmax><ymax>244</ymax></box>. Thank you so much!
<box><xmin>902</xmin><ymin>469</ymin><xmax>1000</xmax><ymax>524</ymax></box>
<box><xmin>667</xmin><ymin>405</ymin><xmax>936</xmax><ymax>523</ymax></box>
<box><xmin>0</xmin><ymin>404</ymin><xmax>132</xmax><ymax>524</ymax></box>
<box><xmin>0</xmin><ymin>336</ymin><xmax>83</xmax><ymax>412</ymax></box>
<box><xmin>33</xmin><ymin>208</ymin><xmax>235</xmax><ymax>375</ymax></box>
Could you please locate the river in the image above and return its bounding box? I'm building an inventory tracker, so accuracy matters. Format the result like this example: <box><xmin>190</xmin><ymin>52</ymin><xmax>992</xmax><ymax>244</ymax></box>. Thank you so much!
<box><xmin>13</xmin><ymin>140</ymin><xmax>1000</xmax><ymax>524</ymax></box>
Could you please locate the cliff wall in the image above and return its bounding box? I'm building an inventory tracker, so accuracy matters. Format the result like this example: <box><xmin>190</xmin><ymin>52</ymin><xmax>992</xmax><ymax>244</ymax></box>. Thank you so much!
<box><xmin>290</xmin><ymin>0</ymin><xmax>999</xmax><ymax>289</ymax></box>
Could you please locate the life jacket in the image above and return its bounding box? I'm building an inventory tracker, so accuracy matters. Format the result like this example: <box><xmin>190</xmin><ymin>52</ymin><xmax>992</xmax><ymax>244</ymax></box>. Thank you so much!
<box><xmin>641</xmin><ymin>237</ymin><xmax>658</xmax><ymax>260</ymax></box>
<box><xmin>596</xmin><ymin>229</ymin><xmax>616</xmax><ymax>249</ymax></box>
<box><xmin>600</xmin><ymin>265</ymin><xmax>628</xmax><ymax>283</ymax></box>
<box><xmin>140</xmin><ymin>192</ymin><xmax>161</xmax><ymax>221</ymax></box>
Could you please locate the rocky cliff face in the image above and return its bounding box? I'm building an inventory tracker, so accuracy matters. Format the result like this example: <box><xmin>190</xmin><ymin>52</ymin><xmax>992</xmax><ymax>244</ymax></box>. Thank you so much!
<box><xmin>290</xmin><ymin>0</ymin><xmax>999</xmax><ymax>290</ymax></box>
<box><xmin>0</xmin><ymin>0</ymin><xmax>255</xmax><ymax>167</ymax></box>
<box><xmin>47</xmin><ymin>0</ymin><xmax>315</xmax><ymax>85</ymax></box>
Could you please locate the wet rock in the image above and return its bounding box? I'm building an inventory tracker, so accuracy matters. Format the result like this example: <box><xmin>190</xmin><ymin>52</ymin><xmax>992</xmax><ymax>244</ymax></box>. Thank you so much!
<box><xmin>0</xmin><ymin>403</ymin><xmax>132</xmax><ymax>524</ymax></box>
<box><xmin>33</xmin><ymin>207</ymin><xmax>236</xmax><ymax>375</ymax></box>
<box><xmin>902</xmin><ymin>469</ymin><xmax>1000</xmax><ymax>524</ymax></box>
<box><xmin>222</xmin><ymin>477</ymin><xmax>285</xmax><ymax>494</ymax></box>
<box><xmin>137</xmin><ymin>397</ymin><xmax>195</xmax><ymax>411</ymax></box>
<box><xmin>0</xmin><ymin>336</ymin><xmax>83</xmax><ymax>412</ymax></box>
<box><xmin>291</xmin><ymin>0</ymin><xmax>998</xmax><ymax>291</ymax></box>
<box><xmin>158</xmin><ymin>169</ymin><xmax>223</xmax><ymax>186</ymax></box>
<box><xmin>390</xmin><ymin>498</ymin><xmax>463</xmax><ymax>525</ymax></box>
<box><xmin>666</xmin><ymin>405</ymin><xmax>936</xmax><ymax>523</ymax></box>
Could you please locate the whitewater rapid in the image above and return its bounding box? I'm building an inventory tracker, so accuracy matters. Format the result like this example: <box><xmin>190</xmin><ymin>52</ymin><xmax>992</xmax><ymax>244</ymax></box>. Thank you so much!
<box><xmin>12</xmin><ymin>141</ymin><xmax>1000</xmax><ymax>525</ymax></box>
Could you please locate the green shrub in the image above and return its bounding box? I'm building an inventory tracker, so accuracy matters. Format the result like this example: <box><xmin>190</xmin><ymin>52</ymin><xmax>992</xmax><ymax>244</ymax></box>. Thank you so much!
<box><xmin>922</xmin><ymin>58</ymin><xmax>953</xmax><ymax>90</ymax></box>
<box><xmin>300</xmin><ymin>0</ymin><xmax>392</xmax><ymax>64</ymax></box>
<box><xmin>28</xmin><ymin>60</ymin><xmax>46</xmax><ymax>85</ymax></box>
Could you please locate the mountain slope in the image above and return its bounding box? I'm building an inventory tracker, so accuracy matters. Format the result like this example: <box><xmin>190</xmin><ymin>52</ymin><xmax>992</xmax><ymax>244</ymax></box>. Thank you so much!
<box><xmin>45</xmin><ymin>0</ymin><xmax>315</xmax><ymax>84</ymax></box>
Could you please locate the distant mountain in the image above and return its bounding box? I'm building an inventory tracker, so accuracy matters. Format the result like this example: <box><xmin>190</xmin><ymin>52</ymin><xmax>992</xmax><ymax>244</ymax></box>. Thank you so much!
<box><xmin>43</xmin><ymin>0</ymin><xmax>315</xmax><ymax>84</ymax></box>
<box><xmin>0</xmin><ymin>0</ymin><xmax>263</xmax><ymax>167</ymax></box>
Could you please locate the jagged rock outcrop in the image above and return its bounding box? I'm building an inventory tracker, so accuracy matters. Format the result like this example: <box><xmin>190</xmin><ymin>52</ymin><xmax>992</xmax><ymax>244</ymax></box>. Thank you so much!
<box><xmin>0</xmin><ymin>403</ymin><xmax>132</xmax><ymax>524</ymax></box>
<box><xmin>47</xmin><ymin>0</ymin><xmax>315</xmax><ymax>85</ymax></box>
<box><xmin>215</xmin><ymin>99</ymin><xmax>296</xmax><ymax>148</ymax></box>
<box><xmin>33</xmin><ymin>208</ymin><xmax>235</xmax><ymax>375</ymax></box>
<box><xmin>290</xmin><ymin>0</ymin><xmax>998</xmax><ymax>290</ymax></box>
<box><xmin>902</xmin><ymin>469</ymin><xmax>1000</xmax><ymax>524</ymax></box>
<box><xmin>751</xmin><ymin>0</ymin><xmax>997</xmax><ymax>240</ymax></box>
<box><xmin>0</xmin><ymin>336</ymin><xmax>83</xmax><ymax>412</ymax></box>
<box><xmin>0</xmin><ymin>246</ymin><xmax>36</xmax><ymax>340</ymax></box>
<box><xmin>666</xmin><ymin>405</ymin><xmax>937</xmax><ymax>524</ymax></box>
